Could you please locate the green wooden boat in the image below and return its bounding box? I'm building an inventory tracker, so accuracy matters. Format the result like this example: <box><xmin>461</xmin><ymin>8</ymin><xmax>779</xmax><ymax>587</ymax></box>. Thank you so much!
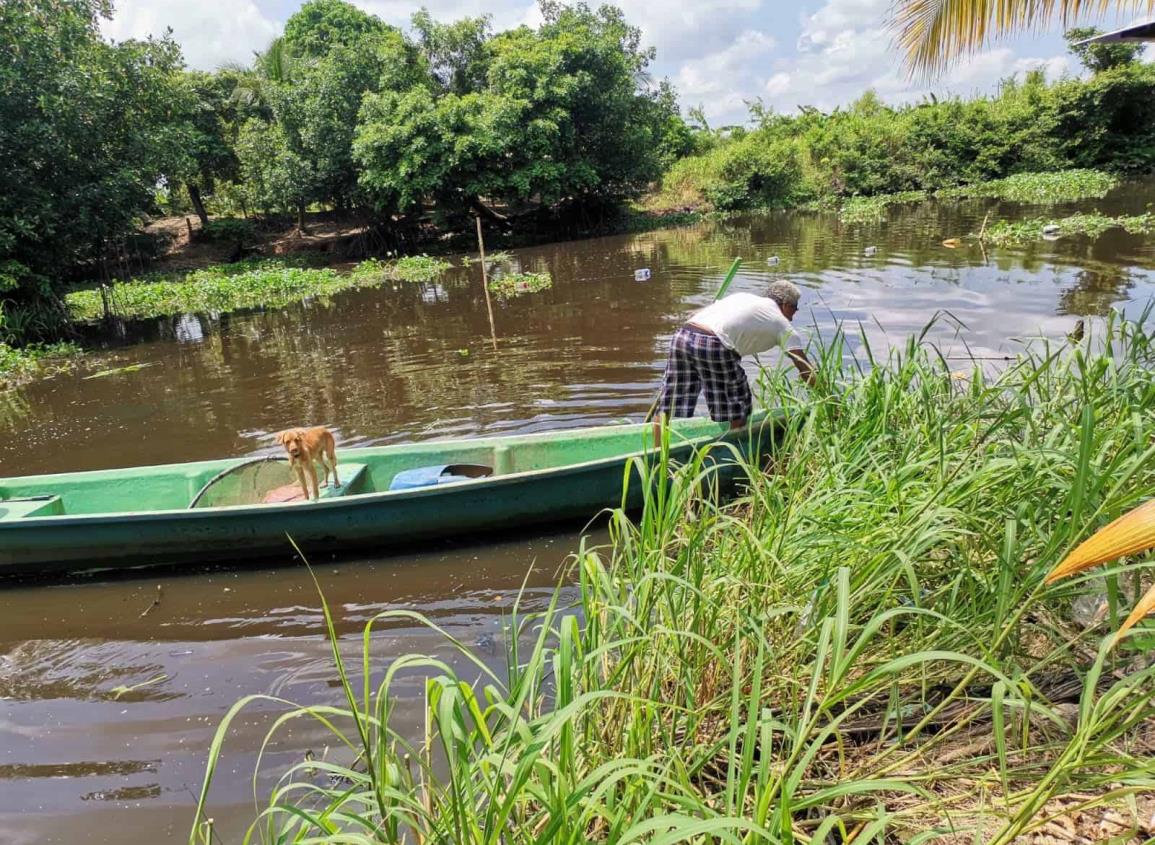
<box><xmin>0</xmin><ymin>412</ymin><xmax>776</xmax><ymax>577</ymax></box>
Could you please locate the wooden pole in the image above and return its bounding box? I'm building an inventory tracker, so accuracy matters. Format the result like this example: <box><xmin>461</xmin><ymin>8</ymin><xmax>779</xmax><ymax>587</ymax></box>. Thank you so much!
<box><xmin>476</xmin><ymin>215</ymin><xmax>498</xmax><ymax>351</ymax></box>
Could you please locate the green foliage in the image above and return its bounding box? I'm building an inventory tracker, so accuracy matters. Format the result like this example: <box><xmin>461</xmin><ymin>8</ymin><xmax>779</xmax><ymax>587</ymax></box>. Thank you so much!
<box><xmin>1065</xmin><ymin>27</ymin><xmax>1146</xmax><ymax>74</ymax></box>
<box><xmin>282</xmin><ymin>0</ymin><xmax>386</xmax><ymax>57</ymax></box>
<box><xmin>67</xmin><ymin>256</ymin><xmax>368</xmax><ymax>321</ymax></box>
<box><xmin>355</xmin><ymin>2</ymin><xmax>683</xmax><ymax>217</ymax></box>
<box><xmin>839</xmin><ymin>190</ymin><xmax>928</xmax><ymax>222</ymax></box>
<box><xmin>487</xmin><ymin>271</ymin><xmax>553</xmax><ymax>299</ymax></box>
<box><xmin>350</xmin><ymin>255</ymin><xmax>451</xmax><ymax>283</ymax></box>
<box><xmin>936</xmin><ymin>169</ymin><xmax>1119</xmax><ymax>202</ymax></box>
<box><xmin>0</xmin><ymin>341</ymin><xmax>81</xmax><ymax>390</ymax></box>
<box><xmin>656</xmin><ymin>67</ymin><xmax>1155</xmax><ymax>211</ymax></box>
<box><xmin>235</xmin><ymin>3</ymin><xmax>423</xmax><ymax>220</ymax></box>
<box><xmin>0</xmin><ymin>0</ymin><xmax>195</xmax><ymax>317</ymax></box>
<box><xmin>192</xmin><ymin>316</ymin><xmax>1155</xmax><ymax>844</ymax></box>
<box><xmin>984</xmin><ymin>212</ymin><xmax>1155</xmax><ymax>246</ymax></box>
<box><xmin>201</xmin><ymin>217</ymin><xmax>257</xmax><ymax>243</ymax></box>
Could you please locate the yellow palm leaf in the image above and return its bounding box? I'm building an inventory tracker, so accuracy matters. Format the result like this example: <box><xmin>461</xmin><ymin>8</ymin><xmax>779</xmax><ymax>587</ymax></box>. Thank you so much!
<box><xmin>889</xmin><ymin>0</ymin><xmax>1155</xmax><ymax>77</ymax></box>
<box><xmin>1046</xmin><ymin>498</ymin><xmax>1155</xmax><ymax>583</ymax></box>
<box><xmin>1112</xmin><ymin>580</ymin><xmax>1155</xmax><ymax>644</ymax></box>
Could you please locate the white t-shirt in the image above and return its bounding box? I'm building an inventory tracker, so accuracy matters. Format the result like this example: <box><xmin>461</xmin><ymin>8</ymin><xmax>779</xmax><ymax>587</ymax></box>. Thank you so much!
<box><xmin>689</xmin><ymin>293</ymin><xmax>797</xmax><ymax>356</ymax></box>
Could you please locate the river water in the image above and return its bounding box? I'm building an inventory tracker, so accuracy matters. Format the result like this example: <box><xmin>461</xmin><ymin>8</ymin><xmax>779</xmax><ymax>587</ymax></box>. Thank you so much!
<box><xmin>3</xmin><ymin>185</ymin><xmax>1155</xmax><ymax>842</ymax></box>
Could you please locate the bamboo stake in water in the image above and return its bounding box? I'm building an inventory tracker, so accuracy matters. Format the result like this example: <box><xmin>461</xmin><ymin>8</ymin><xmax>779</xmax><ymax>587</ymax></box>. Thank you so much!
<box><xmin>476</xmin><ymin>215</ymin><xmax>498</xmax><ymax>352</ymax></box>
<box><xmin>644</xmin><ymin>257</ymin><xmax>744</xmax><ymax>424</ymax></box>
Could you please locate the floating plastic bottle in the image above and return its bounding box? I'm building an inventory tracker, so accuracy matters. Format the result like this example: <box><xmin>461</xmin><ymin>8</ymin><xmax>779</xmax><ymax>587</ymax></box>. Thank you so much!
<box><xmin>766</xmin><ymin>255</ymin><xmax>780</xmax><ymax>266</ymax></box>
<box><xmin>864</xmin><ymin>246</ymin><xmax>878</xmax><ymax>256</ymax></box>
<box><xmin>634</xmin><ymin>268</ymin><xmax>652</xmax><ymax>282</ymax></box>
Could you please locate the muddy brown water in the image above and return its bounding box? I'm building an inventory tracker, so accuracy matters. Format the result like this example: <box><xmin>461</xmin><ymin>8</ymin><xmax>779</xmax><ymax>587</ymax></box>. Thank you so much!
<box><xmin>3</xmin><ymin>184</ymin><xmax>1155</xmax><ymax>843</ymax></box>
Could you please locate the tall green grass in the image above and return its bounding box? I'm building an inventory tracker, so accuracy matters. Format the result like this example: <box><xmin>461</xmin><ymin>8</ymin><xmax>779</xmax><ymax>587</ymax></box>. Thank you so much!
<box><xmin>192</xmin><ymin>314</ymin><xmax>1155</xmax><ymax>844</ymax></box>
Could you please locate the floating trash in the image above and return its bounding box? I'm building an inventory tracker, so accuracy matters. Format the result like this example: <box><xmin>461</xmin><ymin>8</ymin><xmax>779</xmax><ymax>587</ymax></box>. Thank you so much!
<box><xmin>864</xmin><ymin>246</ymin><xmax>878</xmax><ymax>256</ymax></box>
<box><xmin>766</xmin><ymin>255</ymin><xmax>780</xmax><ymax>266</ymax></box>
<box><xmin>1042</xmin><ymin>223</ymin><xmax>1062</xmax><ymax>235</ymax></box>
<box><xmin>634</xmin><ymin>268</ymin><xmax>652</xmax><ymax>282</ymax></box>
<box><xmin>941</xmin><ymin>238</ymin><xmax>962</xmax><ymax>248</ymax></box>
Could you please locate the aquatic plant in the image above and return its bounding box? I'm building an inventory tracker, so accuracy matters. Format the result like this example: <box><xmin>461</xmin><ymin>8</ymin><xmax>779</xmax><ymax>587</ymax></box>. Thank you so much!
<box><xmin>0</xmin><ymin>341</ymin><xmax>82</xmax><ymax>390</ymax></box>
<box><xmin>67</xmin><ymin>265</ymin><xmax>353</xmax><ymax>321</ymax></box>
<box><xmin>66</xmin><ymin>253</ymin><xmax>450</xmax><ymax>322</ymax></box>
<box><xmin>350</xmin><ymin>255</ymin><xmax>451</xmax><ymax>284</ymax></box>
<box><xmin>838</xmin><ymin>191</ymin><xmax>928</xmax><ymax>223</ymax></box>
<box><xmin>487</xmin><ymin>272</ymin><xmax>553</xmax><ymax>300</ymax></box>
<box><xmin>937</xmin><ymin>169</ymin><xmax>1119</xmax><ymax>203</ymax></box>
<box><xmin>192</xmin><ymin>313</ymin><xmax>1155</xmax><ymax>844</ymax></box>
<box><xmin>984</xmin><ymin>212</ymin><xmax>1155</xmax><ymax>246</ymax></box>
<box><xmin>391</xmin><ymin>255</ymin><xmax>451</xmax><ymax>282</ymax></box>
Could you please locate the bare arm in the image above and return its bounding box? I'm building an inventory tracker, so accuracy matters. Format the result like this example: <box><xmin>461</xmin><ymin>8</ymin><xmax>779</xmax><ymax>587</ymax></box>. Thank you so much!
<box><xmin>786</xmin><ymin>347</ymin><xmax>815</xmax><ymax>387</ymax></box>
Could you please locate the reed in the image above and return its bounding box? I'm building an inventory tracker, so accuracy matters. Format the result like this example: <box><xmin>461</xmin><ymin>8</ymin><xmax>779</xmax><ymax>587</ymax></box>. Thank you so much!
<box><xmin>192</xmin><ymin>313</ymin><xmax>1155</xmax><ymax>844</ymax></box>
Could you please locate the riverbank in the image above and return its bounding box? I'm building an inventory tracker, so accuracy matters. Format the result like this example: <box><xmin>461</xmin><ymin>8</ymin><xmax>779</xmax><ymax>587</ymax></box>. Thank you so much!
<box><xmin>193</xmin><ymin>316</ymin><xmax>1155</xmax><ymax>843</ymax></box>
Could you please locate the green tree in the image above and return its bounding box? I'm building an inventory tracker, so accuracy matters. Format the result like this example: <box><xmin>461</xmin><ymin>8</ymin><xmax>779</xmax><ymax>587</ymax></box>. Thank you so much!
<box><xmin>237</xmin><ymin>1</ymin><xmax>422</xmax><ymax>228</ymax></box>
<box><xmin>0</xmin><ymin>0</ymin><xmax>191</xmax><ymax>333</ymax></box>
<box><xmin>411</xmin><ymin>9</ymin><xmax>492</xmax><ymax>95</ymax></box>
<box><xmin>282</xmin><ymin>0</ymin><xmax>385</xmax><ymax>57</ymax></box>
<box><xmin>1065</xmin><ymin>26</ymin><xmax>1146</xmax><ymax>73</ymax></box>
<box><xmin>355</xmin><ymin>2</ymin><xmax>682</xmax><ymax>220</ymax></box>
<box><xmin>170</xmin><ymin>71</ymin><xmax>242</xmax><ymax>227</ymax></box>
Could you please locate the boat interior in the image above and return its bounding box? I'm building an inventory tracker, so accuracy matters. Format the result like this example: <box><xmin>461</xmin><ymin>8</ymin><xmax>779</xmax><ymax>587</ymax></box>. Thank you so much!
<box><xmin>0</xmin><ymin>416</ymin><xmax>743</xmax><ymax>519</ymax></box>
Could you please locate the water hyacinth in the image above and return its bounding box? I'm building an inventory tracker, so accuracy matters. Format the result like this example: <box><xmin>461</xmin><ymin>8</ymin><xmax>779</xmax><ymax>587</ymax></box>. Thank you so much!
<box><xmin>68</xmin><ymin>255</ymin><xmax>453</xmax><ymax>321</ymax></box>
<box><xmin>936</xmin><ymin>169</ymin><xmax>1119</xmax><ymax>203</ymax></box>
<box><xmin>984</xmin><ymin>212</ymin><xmax>1155</xmax><ymax>246</ymax></box>
<box><xmin>838</xmin><ymin>191</ymin><xmax>928</xmax><ymax>223</ymax></box>
<box><xmin>192</xmin><ymin>312</ymin><xmax>1155</xmax><ymax>845</ymax></box>
<box><xmin>487</xmin><ymin>272</ymin><xmax>553</xmax><ymax>300</ymax></box>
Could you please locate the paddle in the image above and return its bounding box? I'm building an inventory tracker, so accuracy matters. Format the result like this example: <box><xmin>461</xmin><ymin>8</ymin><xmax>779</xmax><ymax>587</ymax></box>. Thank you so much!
<box><xmin>644</xmin><ymin>257</ymin><xmax>744</xmax><ymax>424</ymax></box>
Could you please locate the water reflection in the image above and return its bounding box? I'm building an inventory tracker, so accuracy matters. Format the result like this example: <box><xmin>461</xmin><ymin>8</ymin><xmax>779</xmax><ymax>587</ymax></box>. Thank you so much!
<box><xmin>5</xmin><ymin>186</ymin><xmax>1155</xmax><ymax>475</ymax></box>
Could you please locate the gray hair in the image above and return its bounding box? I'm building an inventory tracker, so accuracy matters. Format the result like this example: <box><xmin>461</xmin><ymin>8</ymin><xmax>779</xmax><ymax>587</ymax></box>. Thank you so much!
<box><xmin>766</xmin><ymin>280</ymin><xmax>801</xmax><ymax>309</ymax></box>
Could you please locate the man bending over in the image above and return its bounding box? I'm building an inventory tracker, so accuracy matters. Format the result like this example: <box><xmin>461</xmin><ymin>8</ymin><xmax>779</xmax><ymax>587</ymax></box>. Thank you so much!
<box><xmin>653</xmin><ymin>280</ymin><xmax>813</xmax><ymax>445</ymax></box>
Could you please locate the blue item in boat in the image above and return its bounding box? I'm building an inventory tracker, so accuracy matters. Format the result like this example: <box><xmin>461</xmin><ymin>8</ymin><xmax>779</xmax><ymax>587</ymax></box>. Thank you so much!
<box><xmin>389</xmin><ymin>465</ymin><xmax>489</xmax><ymax>491</ymax></box>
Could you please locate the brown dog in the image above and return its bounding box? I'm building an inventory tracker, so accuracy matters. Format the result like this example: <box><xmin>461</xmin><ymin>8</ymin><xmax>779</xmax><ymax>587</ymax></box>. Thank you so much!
<box><xmin>275</xmin><ymin>426</ymin><xmax>340</xmax><ymax>501</ymax></box>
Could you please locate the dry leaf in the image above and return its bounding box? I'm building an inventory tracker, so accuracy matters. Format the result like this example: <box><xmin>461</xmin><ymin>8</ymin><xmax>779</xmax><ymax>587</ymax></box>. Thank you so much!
<box><xmin>1046</xmin><ymin>499</ymin><xmax>1155</xmax><ymax>583</ymax></box>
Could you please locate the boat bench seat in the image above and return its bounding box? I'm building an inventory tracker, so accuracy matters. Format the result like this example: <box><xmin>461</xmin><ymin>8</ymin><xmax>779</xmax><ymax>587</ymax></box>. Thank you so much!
<box><xmin>0</xmin><ymin>495</ymin><xmax>65</xmax><ymax>520</ymax></box>
<box><xmin>320</xmin><ymin>463</ymin><xmax>368</xmax><ymax>498</ymax></box>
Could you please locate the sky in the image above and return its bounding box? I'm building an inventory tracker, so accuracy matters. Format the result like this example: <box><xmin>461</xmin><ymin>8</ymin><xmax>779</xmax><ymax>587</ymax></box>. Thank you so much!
<box><xmin>100</xmin><ymin>0</ymin><xmax>1153</xmax><ymax>126</ymax></box>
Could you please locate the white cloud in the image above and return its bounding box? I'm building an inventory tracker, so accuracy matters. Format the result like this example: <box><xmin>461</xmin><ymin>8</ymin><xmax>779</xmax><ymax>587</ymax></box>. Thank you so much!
<box><xmin>675</xmin><ymin>30</ymin><xmax>777</xmax><ymax>122</ymax></box>
<box><xmin>101</xmin><ymin>0</ymin><xmax>280</xmax><ymax>69</ymax></box>
<box><xmin>798</xmin><ymin>0</ymin><xmax>889</xmax><ymax>48</ymax></box>
<box><xmin>613</xmin><ymin>0</ymin><xmax>764</xmax><ymax>63</ymax></box>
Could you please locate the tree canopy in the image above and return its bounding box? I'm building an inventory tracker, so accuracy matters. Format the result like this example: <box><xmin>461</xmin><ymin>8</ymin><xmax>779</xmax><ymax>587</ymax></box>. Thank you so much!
<box><xmin>1065</xmin><ymin>26</ymin><xmax>1147</xmax><ymax>73</ymax></box>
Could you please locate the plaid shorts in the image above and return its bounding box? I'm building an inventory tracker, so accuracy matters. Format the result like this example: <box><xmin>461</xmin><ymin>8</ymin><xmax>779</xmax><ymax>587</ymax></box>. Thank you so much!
<box><xmin>657</xmin><ymin>325</ymin><xmax>752</xmax><ymax>422</ymax></box>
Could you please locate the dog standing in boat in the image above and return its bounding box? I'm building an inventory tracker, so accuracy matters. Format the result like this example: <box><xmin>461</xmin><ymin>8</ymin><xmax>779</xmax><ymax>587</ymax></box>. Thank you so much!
<box><xmin>275</xmin><ymin>426</ymin><xmax>340</xmax><ymax>501</ymax></box>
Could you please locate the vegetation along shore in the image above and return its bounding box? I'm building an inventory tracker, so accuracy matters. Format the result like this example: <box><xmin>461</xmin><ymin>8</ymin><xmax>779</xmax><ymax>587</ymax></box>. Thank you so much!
<box><xmin>3</xmin><ymin>0</ymin><xmax>1155</xmax><ymax>366</ymax></box>
<box><xmin>193</xmin><ymin>316</ymin><xmax>1155</xmax><ymax>843</ymax></box>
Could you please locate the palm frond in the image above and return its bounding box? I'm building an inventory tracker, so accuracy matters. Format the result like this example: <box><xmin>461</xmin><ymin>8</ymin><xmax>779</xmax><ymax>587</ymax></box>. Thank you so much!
<box><xmin>1114</xmin><ymin>580</ymin><xmax>1155</xmax><ymax>644</ymax></box>
<box><xmin>1046</xmin><ymin>498</ymin><xmax>1155</xmax><ymax>583</ymax></box>
<box><xmin>888</xmin><ymin>0</ymin><xmax>1155</xmax><ymax>77</ymax></box>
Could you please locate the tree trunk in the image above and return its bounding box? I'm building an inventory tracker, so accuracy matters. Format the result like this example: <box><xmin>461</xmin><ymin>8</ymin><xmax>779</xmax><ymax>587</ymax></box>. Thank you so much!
<box><xmin>186</xmin><ymin>183</ymin><xmax>210</xmax><ymax>229</ymax></box>
<box><xmin>296</xmin><ymin>200</ymin><xmax>309</xmax><ymax>236</ymax></box>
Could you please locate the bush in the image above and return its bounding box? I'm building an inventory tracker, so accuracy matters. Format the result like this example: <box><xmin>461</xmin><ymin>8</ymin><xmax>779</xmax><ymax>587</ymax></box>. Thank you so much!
<box><xmin>651</xmin><ymin>65</ymin><xmax>1155</xmax><ymax>212</ymax></box>
<box><xmin>201</xmin><ymin>217</ymin><xmax>257</xmax><ymax>244</ymax></box>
